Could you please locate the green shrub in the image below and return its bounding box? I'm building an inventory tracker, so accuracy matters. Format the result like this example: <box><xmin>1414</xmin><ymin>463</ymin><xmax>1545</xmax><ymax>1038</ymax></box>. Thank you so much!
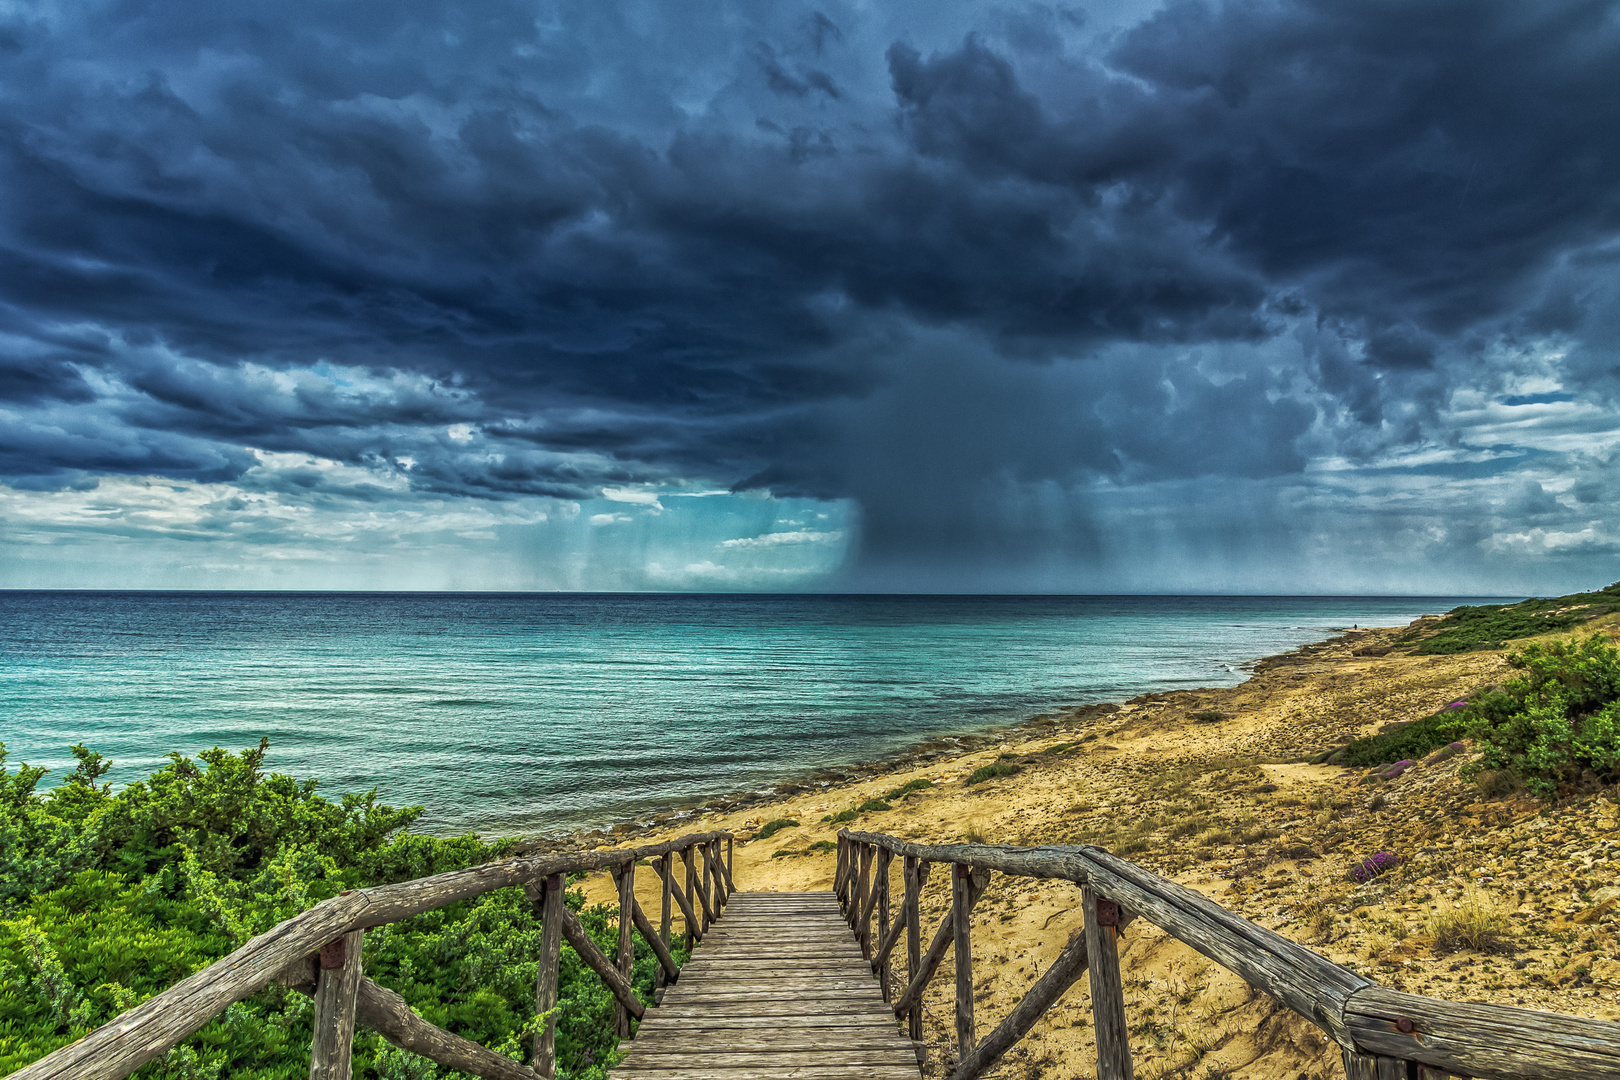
<box><xmin>1338</xmin><ymin>711</ymin><xmax>1473</xmax><ymax>767</ymax></box>
<box><xmin>828</xmin><ymin>809</ymin><xmax>859</xmax><ymax>824</ymax></box>
<box><xmin>770</xmin><ymin>849</ymin><xmax>796</xmax><ymax>859</ymax></box>
<box><xmin>754</xmin><ymin>818</ymin><xmax>799</xmax><ymax>841</ymax></box>
<box><xmin>0</xmin><ymin>740</ymin><xmax>668</xmax><ymax>1079</ymax></box>
<box><xmin>965</xmin><ymin>763</ymin><xmax>1019</xmax><ymax>786</ymax></box>
<box><xmin>852</xmin><ymin>798</ymin><xmax>892</xmax><ymax>814</ymax></box>
<box><xmin>806</xmin><ymin>841</ymin><xmax>836</xmax><ymax>854</ymax></box>
<box><xmin>1403</xmin><ymin>583</ymin><xmax>1620</xmax><ymax>654</ymax></box>
<box><xmin>1461</xmin><ymin>635</ymin><xmax>1620</xmax><ymax>796</ymax></box>
<box><xmin>880</xmin><ymin>778</ymin><xmax>933</xmax><ymax>800</ymax></box>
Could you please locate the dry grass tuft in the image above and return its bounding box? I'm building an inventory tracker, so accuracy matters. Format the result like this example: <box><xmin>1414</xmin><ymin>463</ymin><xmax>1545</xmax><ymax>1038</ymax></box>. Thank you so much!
<box><xmin>1425</xmin><ymin>886</ymin><xmax>1514</xmax><ymax>954</ymax></box>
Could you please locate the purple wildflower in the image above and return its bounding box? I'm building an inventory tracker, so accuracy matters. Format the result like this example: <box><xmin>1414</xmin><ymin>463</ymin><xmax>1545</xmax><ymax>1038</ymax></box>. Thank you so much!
<box><xmin>1349</xmin><ymin>852</ymin><xmax>1398</xmax><ymax>884</ymax></box>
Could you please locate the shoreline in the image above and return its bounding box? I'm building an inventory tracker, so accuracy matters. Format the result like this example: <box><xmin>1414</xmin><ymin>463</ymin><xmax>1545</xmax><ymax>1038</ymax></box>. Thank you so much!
<box><xmin>569</xmin><ymin>613</ymin><xmax>1619</xmax><ymax>1079</ymax></box>
<box><xmin>516</xmin><ymin>621</ymin><xmax>1383</xmax><ymax>851</ymax></box>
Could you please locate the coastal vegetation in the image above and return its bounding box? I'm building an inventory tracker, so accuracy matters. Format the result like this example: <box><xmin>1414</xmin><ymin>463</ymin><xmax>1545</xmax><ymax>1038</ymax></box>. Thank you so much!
<box><xmin>0</xmin><ymin>739</ymin><xmax>669</xmax><ymax>1079</ymax></box>
<box><xmin>964</xmin><ymin>762</ymin><xmax>1019</xmax><ymax>785</ymax></box>
<box><xmin>1335</xmin><ymin>632</ymin><xmax>1620</xmax><ymax>797</ymax></box>
<box><xmin>752</xmin><ymin>818</ymin><xmax>798</xmax><ymax>840</ymax></box>
<box><xmin>1399</xmin><ymin>582</ymin><xmax>1620</xmax><ymax>654</ymax></box>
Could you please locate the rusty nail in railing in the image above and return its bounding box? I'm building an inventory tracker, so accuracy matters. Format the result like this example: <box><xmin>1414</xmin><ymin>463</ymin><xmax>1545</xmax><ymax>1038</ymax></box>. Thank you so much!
<box><xmin>1394</xmin><ymin>1017</ymin><xmax>1416</xmax><ymax>1034</ymax></box>
<box><xmin>319</xmin><ymin>938</ymin><xmax>346</xmax><ymax>969</ymax></box>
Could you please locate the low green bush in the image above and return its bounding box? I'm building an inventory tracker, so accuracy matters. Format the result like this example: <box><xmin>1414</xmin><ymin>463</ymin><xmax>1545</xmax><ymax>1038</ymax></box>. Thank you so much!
<box><xmin>754</xmin><ymin>818</ymin><xmax>799</xmax><ymax>841</ymax></box>
<box><xmin>880</xmin><ymin>778</ymin><xmax>932</xmax><ymax>800</ymax></box>
<box><xmin>1461</xmin><ymin>635</ymin><xmax>1620</xmax><ymax>796</ymax></box>
<box><xmin>805</xmin><ymin>840</ymin><xmax>836</xmax><ymax>855</ymax></box>
<box><xmin>828</xmin><ymin>809</ymin><xmax>859</xmax><ymax>823</ymax></box>
<box><xmin>1338</xmin><ymin>710</ymin><xmax>1473</xmax><ymax>767</ymax></box>
<box><xmin>964</xmin><ymin>763</ymin><xmax>1019</xmax><ymax>786</ymax></box>
<box><xmin>0</xmin><ymin>739</ymin><xmax>670</xmax><ymax>1079</ymax></box>
<box><xmin>852</xmin><ymin>798</ymin><xmax>891</xmax><ymax>813</ymax></box>
<box><xmin>1403</xmin><ymin>583</ymin><xmax>1620</xmax><ymax>654</ymax></box>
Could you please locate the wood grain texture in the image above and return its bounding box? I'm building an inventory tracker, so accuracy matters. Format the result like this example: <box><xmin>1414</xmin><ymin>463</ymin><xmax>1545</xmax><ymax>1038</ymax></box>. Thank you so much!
<box><xmin>630</xmin><ymin>895</ymin><xmax>680</xmax><ymax>981</ymax></box>
<box><xmin>617</xmin><ymin>890</ymin><xmax>919</xmax><ymax>1080</ymax></box>
<box><xmin>1345</xmin><ymin>985</ymin><xmax>1620</xmax><ymax>1080</ymax></box>
<box><xmin>351</xmin><ymin>977</ymin><xmax>541</xmax><ymax>1080</ymax></box>
<box><xmin>560</xmin><ymin>902</ymin><xmax>646</xmax><ymax>1021</ymax></box>
<box><xmin>614</xmin><ymin>862</ymin><xmax>636</xmax><ymax>1037</ymax></box>
<box><xmin>657</xmin><ymin>853</ymin><xmax>673</xmax><ymax>991</ymax></box>
<box><xmin>952</xmin><ymin>864</ymin><xmax>975</xmax><ymax>1059</ymax></box>
<box><xmin>839</xmin><ymin>831</ymin><xmax>1366</xmax><ymax>1049</ymax></box>
<box><xmin>714</xmin><ymin>838</ymin><xmax>736</xmax><ymax>898</ymax></box>
<box><xmin>284</xmin><ymin>966</ymin><xmax>541</xmax><ymax>1080</ymax></box>
<box><xmin>904</xmin><ymin>857</ymin><xmax>924</xmax><ymax>1045</ymax></box>
<box><xmin>309</xmin><ymin>929</ymin><xmax>364</xmax><ymax>1080</ymax></box>
<box><xmin>891</xmin><ymin>868</ymin><xmax>984</xmax><ymax>1018</ymax></box>
<box><xmin>534</xmin><ymin>873</ymin><xmax>564</xmax><ymax>1078</ymax></box>
<box><xmin>653</xmin><ymin>851</ymin><xmax>704</xmax><ymax>945</ymax></box>
<box><xmin>1083</xmin><ymin>887</ymin><xmax>1132</xmax><ymax>1080</ymax></box>
<box><xmin>695</xmin><ymin>844</ymin><xmax>716</xmax><ymax>930</ymax></box>
<box><xmin>857</xmin><ymin>848</ymin><xmax>881</xmax><ymax>959</ymax></box>
<box><xmin>948</xmin><ymin>927</ymin><xmax>1089</xmax><ymax>1080</ymax></box>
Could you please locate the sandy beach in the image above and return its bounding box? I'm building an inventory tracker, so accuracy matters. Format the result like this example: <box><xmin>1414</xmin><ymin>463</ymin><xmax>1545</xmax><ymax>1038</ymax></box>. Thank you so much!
<box><xmin>572</xmin><ymin>618</ymin><xmax>1620</xmax><ymax>1080</ymax></box>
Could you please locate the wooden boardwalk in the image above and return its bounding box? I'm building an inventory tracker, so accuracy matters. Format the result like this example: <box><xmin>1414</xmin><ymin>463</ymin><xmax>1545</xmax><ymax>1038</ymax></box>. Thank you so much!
<box><xmin>610</xmin><ymin>891</ymin><xmax>922</xmax><ymax>1080</ymax></box>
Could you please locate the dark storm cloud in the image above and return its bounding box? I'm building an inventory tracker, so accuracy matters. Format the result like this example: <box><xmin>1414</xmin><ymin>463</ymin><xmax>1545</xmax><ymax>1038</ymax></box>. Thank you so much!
<box><xmin>2</xmin><ymin>0</ymin><xmax>1619</xmax><ymax>577</ymax></box>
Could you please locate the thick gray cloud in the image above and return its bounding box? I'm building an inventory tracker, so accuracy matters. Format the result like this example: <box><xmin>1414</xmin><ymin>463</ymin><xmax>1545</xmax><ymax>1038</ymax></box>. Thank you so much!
<box><xmin>2</xmin><ymin>0</ymin><xmax>1619</xmax><ymax>588</ymax></box>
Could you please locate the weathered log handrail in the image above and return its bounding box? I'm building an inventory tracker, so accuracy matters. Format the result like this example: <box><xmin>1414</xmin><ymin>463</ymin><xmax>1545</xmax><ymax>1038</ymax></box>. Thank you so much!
<box><xmin>9</xmin><ymin>829</ymin><xmax>734</xmax><ymax>1080</ymax></box>
<box><xmin>838</xmin><ymin>829</ymin><xmax>1620</xmax><ymax>1080</ymax></box>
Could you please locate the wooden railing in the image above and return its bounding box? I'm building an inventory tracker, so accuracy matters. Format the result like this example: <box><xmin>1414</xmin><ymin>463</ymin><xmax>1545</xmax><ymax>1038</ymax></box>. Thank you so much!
<box><xmin>8</xmin><ymin>830</ymin><xmax>736</xmax><ymax>1080</ymax></box>
<box><xmin>836</xmin><ymin>830</ymin><xmax>1620</xmax><ymax>1080</ymax></box>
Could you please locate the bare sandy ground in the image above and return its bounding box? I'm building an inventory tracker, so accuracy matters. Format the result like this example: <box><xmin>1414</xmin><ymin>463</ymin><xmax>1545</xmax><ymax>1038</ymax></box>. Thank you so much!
<box><xmin>570</xmin><ymin>622</ymin><xmax>1620</xmax><ymax>1080</ymax></box>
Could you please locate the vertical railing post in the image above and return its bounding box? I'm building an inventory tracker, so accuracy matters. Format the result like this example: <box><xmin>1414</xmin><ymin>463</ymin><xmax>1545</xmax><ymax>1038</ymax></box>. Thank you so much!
<box><xmin>614</xmin><ymin>860</ymin><xmax>636</xmax><ymax>1038</ymax></box>
<box><xmin>697</xmin><ymin>843</ymin><xmax>712</xmax><ymax>934</ymax></box>
<box><xmin>876</xmin><ymin>847</ymin><xmax>893</xmax><ymax>1001</ymax></box>
<box><xmin>726</xmin><ymin>835</ymin><xmax>734</xmax><ymax>888</ymax></box>
<box><xmin>856</xmin><ymin>844</ymin><xmax>873</xmax><ymax>940</ymax></box>
<box><xmin>309</xmin><ymin>928</ymin><xmax>364</xmax><ymax>1080</ymax></box>
<box><xmin>836</xmin><ymin>836</ymin><xmax>849</xmax><ymax>912</ymax></box>
<box><xmin>709</xmin><ymin>838</ymin><xmax>726</xmax><ymax>910</ymax></box>
<box><xmin>1343</xmin><ymin>1051</ymin><xmax>1418</xmax><ymax>1079</ymax></box>
<box><xmin>952</xmin><ymin>863</ymin><xmax>975</xmax><ymax>1065</ymax></box>
<box><xmin>657</xmin><ymin>854</ymin><xmax>672</xmax><ymax>990</ymax></box>
<box><xmin>683</xmin><ymin>843</ymin><xmax>700</xmax><ymax>944</ymax></box>
<box><xmin>534</xmin><ymin>872</ymin><xmax>563</xmax><ymax>1078</ymax></box>
<box><xmin>904</xmin><ymin>856</ymin><xmax>924</xmax><ymax>1048</ymax></box>
<box><xmin>1083</xmin><ymin>887</ymin><xmax>1133</xmax><ymax>1080</ymax></box>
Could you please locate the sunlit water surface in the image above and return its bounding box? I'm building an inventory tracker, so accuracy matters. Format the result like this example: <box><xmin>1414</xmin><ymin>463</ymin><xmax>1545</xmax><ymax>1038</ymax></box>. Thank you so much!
<box><xmin>0</xmin><ymin>592</ymin><xmax>1503</xmax><ymax>835</ymax></box>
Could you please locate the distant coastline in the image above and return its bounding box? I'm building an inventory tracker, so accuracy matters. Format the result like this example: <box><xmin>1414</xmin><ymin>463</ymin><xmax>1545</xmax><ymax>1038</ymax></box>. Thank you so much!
<box><xmin>1</xmin><ymin>592</ymin><xmax>1502</xmax><ymax>838</ymax></box>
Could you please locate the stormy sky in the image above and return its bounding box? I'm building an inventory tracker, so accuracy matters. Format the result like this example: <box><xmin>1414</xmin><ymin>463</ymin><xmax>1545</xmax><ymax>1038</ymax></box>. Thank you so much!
<box><xmin>3</xmin><ymin>0</ymin><xmax>1620</xmax><ymax>592</ymax></box>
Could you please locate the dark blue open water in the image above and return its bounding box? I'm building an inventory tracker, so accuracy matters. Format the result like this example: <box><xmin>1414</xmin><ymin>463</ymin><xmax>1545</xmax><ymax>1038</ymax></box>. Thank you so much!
<box><xmin>0</xmin><ymin>592</ymin><xmax>1504</xmax><ymax>835</ymax></box>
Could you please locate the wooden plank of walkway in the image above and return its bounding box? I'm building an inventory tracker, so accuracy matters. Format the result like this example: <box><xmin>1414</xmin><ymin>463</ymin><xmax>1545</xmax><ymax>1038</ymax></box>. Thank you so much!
<box><xmin>611</xmin><ymin>891</ymin><xmax>921</xmax><ymax>1080</ymax></box>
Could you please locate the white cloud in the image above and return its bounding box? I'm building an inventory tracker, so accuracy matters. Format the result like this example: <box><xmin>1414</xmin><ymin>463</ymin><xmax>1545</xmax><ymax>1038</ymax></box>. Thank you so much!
<box><xmin>601</xmin><ymin>486</ymin><xmax>664</xmax><ymax>507</ymax></box>
<box><xmin>720</xmin><ymin>529</ymin><xmax>844</xmax><ymax>548</ymax></box>
<box><xmin>589</xmin><ymin>512</ymin><xmax>633</xmax><ymax>525</ymax></box>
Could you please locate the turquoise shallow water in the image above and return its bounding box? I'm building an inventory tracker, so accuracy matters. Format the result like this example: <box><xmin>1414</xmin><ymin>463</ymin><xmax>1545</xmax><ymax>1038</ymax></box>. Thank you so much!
<box><xmin>0</xmin><ymin>592</ymin><xmax>1504</xmax><ymax>835</ymax></box>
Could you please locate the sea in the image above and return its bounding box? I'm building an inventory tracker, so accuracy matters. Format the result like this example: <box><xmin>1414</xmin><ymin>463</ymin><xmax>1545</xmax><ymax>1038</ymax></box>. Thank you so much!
<box><xmin>0</xmin><ymin>592</ymin><xmax>1507</xmax><ymax>837</ymax></box>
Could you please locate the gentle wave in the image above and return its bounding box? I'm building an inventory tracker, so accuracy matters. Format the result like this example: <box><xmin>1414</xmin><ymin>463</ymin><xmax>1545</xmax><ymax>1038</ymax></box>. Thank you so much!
<box><xmin>0</xmin><ymin>591</ymin><xmax>1505</xmax><ymax>835</ymax></box>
